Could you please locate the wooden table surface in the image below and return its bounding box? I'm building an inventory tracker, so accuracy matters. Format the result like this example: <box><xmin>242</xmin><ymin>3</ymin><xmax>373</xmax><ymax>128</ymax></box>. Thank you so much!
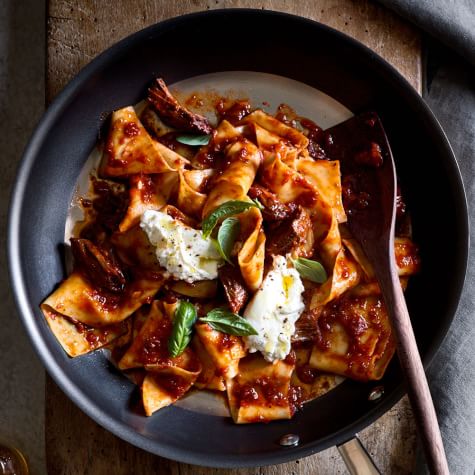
<box><xmin>46</xmin><ymin>1</ymin><xmax>421</xmax><ymax>473</ymax></box>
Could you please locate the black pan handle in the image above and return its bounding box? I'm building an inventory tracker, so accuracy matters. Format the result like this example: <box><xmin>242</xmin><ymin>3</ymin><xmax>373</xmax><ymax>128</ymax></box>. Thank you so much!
<box><xmin>337</xmin><ymin>436</ymin><xmax>381</xmax><ymax>475</ymax></box>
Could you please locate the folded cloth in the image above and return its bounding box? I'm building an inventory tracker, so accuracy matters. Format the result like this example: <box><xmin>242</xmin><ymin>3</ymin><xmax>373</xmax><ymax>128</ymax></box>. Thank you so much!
<box><xmin>415</xmin><ymin>54</ymin><xmax>475</xmax><ymax>474</ymax></box>
<box><xmin>378</xmin><ymin>0</ymin><xmax>475</xmax><ymax>65</ymax></box>
<box><xmin>376</xmin><ymin>1</ymin><xmax>475</xmax><ymax>473</ymax></box>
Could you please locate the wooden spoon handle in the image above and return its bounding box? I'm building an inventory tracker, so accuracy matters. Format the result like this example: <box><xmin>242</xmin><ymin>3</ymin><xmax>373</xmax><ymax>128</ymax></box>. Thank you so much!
<box><xmin>376</xmin><ymin>262</ymin><xmax>449</xmax><ymax>474</ymax></box>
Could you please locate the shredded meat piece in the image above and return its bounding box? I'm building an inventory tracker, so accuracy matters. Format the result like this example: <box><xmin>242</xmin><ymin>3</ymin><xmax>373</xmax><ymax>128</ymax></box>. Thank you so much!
<box><xmin>248</xmin><ymin>184</ymin><xmax>297</xmax><ymax>221</ymax></box>
<box><xmin>216</xmin><ymin>99</ymin><xmax>252</xmax><ymax>125</ymax></box>
<box><xmin>147</xmin><ymin>78</ymin><xmax>213</xmax><ymax>134</ymax></box>
<box><xmin>266</xmin><ymin>206</ymin><xmax>314</xmax><ymax>258</ymax></box>
<box><xmin>71</xmin><ymin>238</ymin><xmax>127</xmax><ymax>293</ymax></box>
<box><xmin>307</xmin><ymin>140</ymin><xmax>328</xmax><ymax>160</ymax></box>
<box><xmin>218</xmin><ymin>265</ymin><xmax>249</xmax><ymax>313</ymax></box>
<box><xmin>292</xmin><ymin>308</ymin><xmax>321</xmax><ymax>343</ymax></box>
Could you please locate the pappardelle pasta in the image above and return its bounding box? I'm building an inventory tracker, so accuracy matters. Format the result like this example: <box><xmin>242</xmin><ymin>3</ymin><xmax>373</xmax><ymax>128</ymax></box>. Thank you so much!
<box><xmin>41</xmin><ymin>79</ymin><xmax>420</xmax><ymax>423</ymax></box>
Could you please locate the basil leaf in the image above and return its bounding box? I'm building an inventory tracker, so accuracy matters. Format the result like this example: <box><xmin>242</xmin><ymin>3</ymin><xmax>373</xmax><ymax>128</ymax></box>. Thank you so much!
<box><xmin>291</xmin><ymin>257</ymin><xmax>327</xmax><ymax>284</ymax></box>
<box><xmin>200</xmin><ymin>308</ymin><xmax>258</xmax><ymax>336</ymax></box>
<box><xmin>252</xmin><ymin>197</ymin><xmax>264</xmax><ymax>210</ymax></box>
<box><xmin>168</xmin><ymin>301</ymin><xmax>197</xmax><ymax>357</ymax></box>
<box><xmin>202</xmin><ymin>200</ymin><xmax>258</xmax><ymax>239</ymax></box>
<box><xmin>215</xmin><ymin>217</ymin><xmax>240</xmax><ymax>265</ymax></box>
<box><xmin>175</xmin><ymin>134</ymin><xmax>211</xmax><ymax>146</ymax></box>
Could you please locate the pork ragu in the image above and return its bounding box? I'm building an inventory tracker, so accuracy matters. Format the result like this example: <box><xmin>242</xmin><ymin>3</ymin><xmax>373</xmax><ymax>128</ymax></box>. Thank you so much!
<box><xmin>40</xmin><ymin>78</ymin><xmax>419</xmax><ymax>423</ymax></box>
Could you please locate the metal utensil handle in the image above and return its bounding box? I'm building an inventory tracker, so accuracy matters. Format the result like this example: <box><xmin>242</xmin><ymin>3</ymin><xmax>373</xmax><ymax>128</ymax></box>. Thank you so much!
<box><xmin>337</xmin><ymin>436</ymin><xmax>381</xmax><ymax>475</ymax></box>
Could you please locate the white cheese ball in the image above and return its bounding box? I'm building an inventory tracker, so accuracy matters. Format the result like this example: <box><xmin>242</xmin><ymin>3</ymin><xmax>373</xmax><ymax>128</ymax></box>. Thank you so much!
<box><xmin>140</xmin><ymin>210</ymin><xmax>223</xmax><ymax>283</ymax></box>
<box><xmin>244</xmin><ymin>255</ymin><xmax>305</xmax><ymax>362</ymax></box>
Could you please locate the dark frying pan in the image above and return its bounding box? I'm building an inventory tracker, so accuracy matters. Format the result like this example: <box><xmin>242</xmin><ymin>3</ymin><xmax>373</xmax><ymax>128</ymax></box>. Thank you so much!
<box><xmin>8</xmin><ymin>9</ymin><xmax>468</xmax><ymax>468</ymax></box>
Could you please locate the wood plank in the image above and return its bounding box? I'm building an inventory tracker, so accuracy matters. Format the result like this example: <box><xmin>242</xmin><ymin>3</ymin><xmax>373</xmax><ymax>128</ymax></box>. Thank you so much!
<box><xmin>46</xmin><ymin>1</ymin><xmax>421</xmax><ymax>473</ymax></box>
<box><xmin>47</xmin><ymin>0</ymin><xmax>421</xmax><ymax>102</ymax></box>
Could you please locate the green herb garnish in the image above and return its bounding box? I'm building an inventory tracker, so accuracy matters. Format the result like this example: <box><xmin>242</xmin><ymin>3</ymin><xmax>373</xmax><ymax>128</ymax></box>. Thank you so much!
<box><xmin>200</xmin><ymin>308</ymin><xmax>258</xmax><ymax>336</ymax></box>
<box><xmin>168</xmin><ymin>301</ymin><xmax>197</xmax><ymax>357</ymax></box>
<box><xmin>291</xmin><ymin>257</ymin><xmax>327</xmax><ymax>284</ymax></box>
<box><xmin>215</xmin><ymin>217</ymin><xmax>240</xmax><ymax>265</ymax></box>
<box><xmin>175</xmin><ymin>134</ymin><xmax>211</xmax><ymax>146</ymax></box>
<box><xmin>202</xmin><ymin>200</ymin><xmax>258</xmax><ymax>239</ymax></box>
<box><xmin>252</xmin><ymin>197</ymin><xmax>264</xmax><ymax>210</ymax></box>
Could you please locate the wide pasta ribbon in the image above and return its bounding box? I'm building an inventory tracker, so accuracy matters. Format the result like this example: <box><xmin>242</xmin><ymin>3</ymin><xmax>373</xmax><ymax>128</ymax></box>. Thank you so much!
<box><xmin>193</xmin><ymin>335</ymin><xmax>226</xmax><ymax>391</ymax></box>
<box><xmin>243</xmin><ymin>109</ymin><xmax>309</xmax><ymax>152</ymax></box>
<box><xmin>309</xmin><ymin>246</ymin><xmax>362</xmax><ymax>309</ymax></box>
<box><xmin>226</xmin><ymin>353</ymin><xmax>296</xmax><ymax>423</ymax></box>
<box><xmin>118</xmin><ymin>301</ymin><xmax>202</xmax><ymax>416</ymax></box>
<box><xmin>99</xmin><ymin>106</ymin><xmax>188</xmax><ymax>177</ymax></box>
<box><xmin>202</xmin><ymin>121</ymin><xmax>263</xmax><ymax>217</ymax></box>
<box><xmin>41</xmin><ymin>270</ymin><xmax>164</xmax><ymax>327</ymax></box>
<box><xmin>295</xmin><ymin>158</ymin><xmax>347</xmax><ymax>224</ymax></box>
<box><xmin>342</xmin><ymin>235</ymin><xmax>420</xmax><ymax>296</ymax></box>
<box><xmin>119</xmin><ymin>168</ymin><xmax>214</xmax><ymax>230</ymax></box>
<box><xmin>118</xmin><ymin>174</ymin><xmax>166</xmax><ymax>232</ymax></box>
<box><xmin>237</xmin><ymin>206</ymin><xmax>266</xmax><ymax>292</ymax></box>
<box><xmin>41</xmin><ymin>305</ymin><xmax>131</xmax><ymax>357</ymax></box>
<box><xmin>112</xmin><ymin>225</ymin><xmax>162</xmax><ymax>271</ymax></box>
<box><xmin>118</xmin><ymin>301</ymin><xmax>200</xmax><ymax>372</ymax></box>
<box><xmin>195</xmin><ymin>322</ymin><xmax>246</xmax><ymax>380</ymax></box>
<box><xmin>201</xmin><ymin>120</ymin><xmax>266</xmax><ymax>290</ymax></box>
<box><xmin>249</xmin><ymin>111</ymin><xmax>346</xmax><ymax>268</ymax></box>
<box><xmin>260</xmin><ymin>144</ymin><xmax>341</xmax><ymax>268</ymax></box>
<box><xmin>309</xmin><ymin>295</ymin><xmax>396</xmax><ymax>381</ymax></box>
<box><xmin>177</xmin><ymin>169</ymin><xmax>214</xmax><ymax>219</ymax></box>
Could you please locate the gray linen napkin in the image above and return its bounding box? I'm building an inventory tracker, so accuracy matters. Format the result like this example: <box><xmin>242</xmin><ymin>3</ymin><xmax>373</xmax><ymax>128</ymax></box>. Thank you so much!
<box><xmin>417</xmin><ymin>52</ymin><xmax>475</xmax><ymax>475</ymax></box>
<box><xmin>376</xmin><ymin>1</ymin><xmax>475</xmax><ymax>473</ymax></box>
<box><xmin>378</xmin><ymin>0</ymin><xmax>475</xmax><ymax>66</ymax></box>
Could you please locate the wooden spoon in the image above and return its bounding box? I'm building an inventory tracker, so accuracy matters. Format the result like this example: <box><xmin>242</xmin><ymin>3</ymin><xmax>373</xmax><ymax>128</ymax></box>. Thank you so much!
<box><xmin>323</xmin><ymin>112</ymin><xmax>449</xmax><ymax>475</ymax></box>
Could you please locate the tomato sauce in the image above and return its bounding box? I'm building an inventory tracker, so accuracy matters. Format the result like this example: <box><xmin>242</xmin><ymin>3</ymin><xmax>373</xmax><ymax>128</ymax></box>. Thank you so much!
<box><xmin>288</xmin><ymin>385</ymin><xmax>304</xmax><ymax>414</ymax></box>
<box><xmin>136</xmin><ymin>174</ymin><xmax>157</xmax><ymax>204</ymax></box>
<box><xmin>354</xmin><ymin>142</ymin><xmax>384</xmax><ymax>168</ymax></box>
<box><xmin>123</xmin><ymin>122</ymin><xmax>140</xmax><ymax>138</ymax></box>
<box><xmin>139</xmin><ymin>319</ymin><xmax>172</xmax><ymax>365</ymax></box>
<box><xmin>151</xmin><ymin>373</ymin><xmax>190</xmax><ymax>400</ymax></box>
<box><xmin>74</xmin><ymin>321</ymin><xmax>110</xmax><ymax>348</ymax></box>
<box><xmin>296</xmin><ymin>364</ymin><xmax>320</xmax><ymax>384</ymax></box>
<box><xmin>216</xmin><ymin>333</ymin><xmax>235</xmax><ymax>352</ymax></box>
<box><xmin>216</xmin><ymin>99</ymin><xmax>251</xmax><ymax>125</ymax></box>
<box><xmin>235</xmin><ymin>377</ymin><xmax>288</xmax><ymax>408</ymax></box>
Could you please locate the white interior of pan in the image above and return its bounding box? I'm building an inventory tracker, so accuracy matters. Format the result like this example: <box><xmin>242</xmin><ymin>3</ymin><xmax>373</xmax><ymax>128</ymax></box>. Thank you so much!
<box><xmin>64</xmin><ymin>71</ymin><xmax>352</xmax><ymax>417</ymax></box>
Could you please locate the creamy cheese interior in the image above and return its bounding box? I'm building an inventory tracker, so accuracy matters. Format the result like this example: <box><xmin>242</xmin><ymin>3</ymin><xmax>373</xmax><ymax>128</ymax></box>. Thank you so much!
<box><xmin>140</xmin><ymin>209</ymin><xmax>223</xmax><ymax>282</ymax></box>
<box><xmin>243</xmin><ymin>255</ymin><xmax>305</xmax><ymax>362</ymax></box>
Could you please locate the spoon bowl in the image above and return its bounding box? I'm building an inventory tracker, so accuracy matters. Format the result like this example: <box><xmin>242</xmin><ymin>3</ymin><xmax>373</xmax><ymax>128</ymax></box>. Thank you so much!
<box><xmin>323</xmin><ymin>112</ymin><xmax>449</xmax><ymax>474</ymax></box>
